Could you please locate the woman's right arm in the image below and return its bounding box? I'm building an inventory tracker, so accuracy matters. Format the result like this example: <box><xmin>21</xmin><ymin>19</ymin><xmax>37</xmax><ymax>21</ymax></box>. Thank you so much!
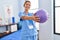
<box><xmin>21</xmin><ymin>16</ymin><xmax>40</xmax><ymax>22</ymax></box>
<box><xmin>19</xmin><ymin>12</ymin><xmax>40</xmax><ymax>22</ymax></box>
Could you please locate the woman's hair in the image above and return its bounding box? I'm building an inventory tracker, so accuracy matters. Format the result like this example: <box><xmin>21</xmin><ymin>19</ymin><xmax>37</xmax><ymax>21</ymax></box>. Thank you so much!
<box><xmin>24</xmin><ymin>1</ymin><xmax>31</xmax><ymax>7</ymax></box>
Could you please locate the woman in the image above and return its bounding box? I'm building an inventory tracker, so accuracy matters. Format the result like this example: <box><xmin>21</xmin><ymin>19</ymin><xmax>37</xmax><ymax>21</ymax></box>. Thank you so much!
<box><xmin>18</xmin><ymin>1</ymin><xmax>40</xmax><ymax>40</ymax></box>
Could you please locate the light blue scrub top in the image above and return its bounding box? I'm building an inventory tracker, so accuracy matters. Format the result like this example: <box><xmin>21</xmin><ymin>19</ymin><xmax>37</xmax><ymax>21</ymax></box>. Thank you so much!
<box><xmin>18</xmin><ymin>12</ymin><xmax>38</xmax><ymax>36</ymax></box>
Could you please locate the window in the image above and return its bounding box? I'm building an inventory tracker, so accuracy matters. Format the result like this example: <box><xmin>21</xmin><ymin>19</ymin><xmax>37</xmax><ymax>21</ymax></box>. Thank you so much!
<box><xmin>55</xmin><ymin>0</ymin><xmax>60</xmax><ymax>6</ymax></box>
<box><xmin>29</xmin><ymin>0</ymin><xmax>38</xmax><ymax>9</ymax></box>
<box><xmin>54</xmin><ymin>0</ymin><xmax>60</xmax><ymax>34</ymax></box>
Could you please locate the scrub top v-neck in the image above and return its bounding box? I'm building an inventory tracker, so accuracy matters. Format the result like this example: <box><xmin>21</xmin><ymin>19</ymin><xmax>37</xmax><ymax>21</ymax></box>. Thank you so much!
<box><xmin>18</xmin><ymin>12</ymin><xmax>38</xmax><ymax>36</ymax></box>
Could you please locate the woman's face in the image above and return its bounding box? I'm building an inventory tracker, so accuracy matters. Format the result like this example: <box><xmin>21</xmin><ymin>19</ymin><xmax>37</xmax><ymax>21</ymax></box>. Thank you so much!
<box><xmin>24</xmin><ymin>2</ymin><xmax>31</xmax><ymax>11</ymax></box>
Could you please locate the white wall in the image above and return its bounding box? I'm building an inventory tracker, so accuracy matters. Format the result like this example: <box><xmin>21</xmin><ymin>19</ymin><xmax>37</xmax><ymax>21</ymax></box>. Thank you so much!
<box><xmin>0</xmin><ymin>0</ymin><xmax>19</xmax><ymax>33</ymax></box>
<box><xmin>39</xmin><ymin>0</ymin><xmax>53</xmax><ymax>40</ymax></box>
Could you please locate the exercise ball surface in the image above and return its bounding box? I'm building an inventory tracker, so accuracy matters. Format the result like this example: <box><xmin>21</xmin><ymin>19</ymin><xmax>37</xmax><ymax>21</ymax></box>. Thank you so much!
<box><xmin>35</xmin><ymin>9</ymin><xmax>48</xmax><ymax>23</ymax></box>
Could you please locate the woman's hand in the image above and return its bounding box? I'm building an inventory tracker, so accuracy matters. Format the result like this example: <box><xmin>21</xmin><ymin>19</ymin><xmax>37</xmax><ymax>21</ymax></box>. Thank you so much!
<box><xmin>31</xmin><ymin>16</ymin><xmax>40</xmax><ymax>22</ymax></box>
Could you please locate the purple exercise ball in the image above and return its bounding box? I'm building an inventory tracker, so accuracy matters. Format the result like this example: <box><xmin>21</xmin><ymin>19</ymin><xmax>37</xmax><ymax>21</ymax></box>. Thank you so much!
<box><xmin>35</xmin><ymin>9</ymin><xmax>48</xmax><ymax>23</ymax></box>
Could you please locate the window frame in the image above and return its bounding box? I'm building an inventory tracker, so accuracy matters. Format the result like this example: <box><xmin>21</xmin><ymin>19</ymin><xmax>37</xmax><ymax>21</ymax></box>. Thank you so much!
<box><xmin>54</xmin><ymin>0</ymin><xmax>60</xmax><ymax>35</ymax></box>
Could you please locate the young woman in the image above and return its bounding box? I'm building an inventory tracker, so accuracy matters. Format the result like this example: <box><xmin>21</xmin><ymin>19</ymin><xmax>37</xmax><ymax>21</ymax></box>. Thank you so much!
<box><xmin>18</xmin><ymin>1</ymin><xmax>40</xmax><ymax>40</ymax></box>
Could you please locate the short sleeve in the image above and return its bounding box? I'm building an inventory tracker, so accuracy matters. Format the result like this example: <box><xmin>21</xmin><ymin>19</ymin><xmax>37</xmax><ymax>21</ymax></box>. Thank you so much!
<box><xmin>18</xmin><ymin>12</ymin><xmax>24</xmax><ymax>18</ymax></box>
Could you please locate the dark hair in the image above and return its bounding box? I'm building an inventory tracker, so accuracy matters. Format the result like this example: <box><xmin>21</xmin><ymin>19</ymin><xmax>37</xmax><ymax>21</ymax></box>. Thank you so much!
<box><xmin>24</xmin><ymin>1</ymin><xmax>31</xmax><ymax>7</ymax></box>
